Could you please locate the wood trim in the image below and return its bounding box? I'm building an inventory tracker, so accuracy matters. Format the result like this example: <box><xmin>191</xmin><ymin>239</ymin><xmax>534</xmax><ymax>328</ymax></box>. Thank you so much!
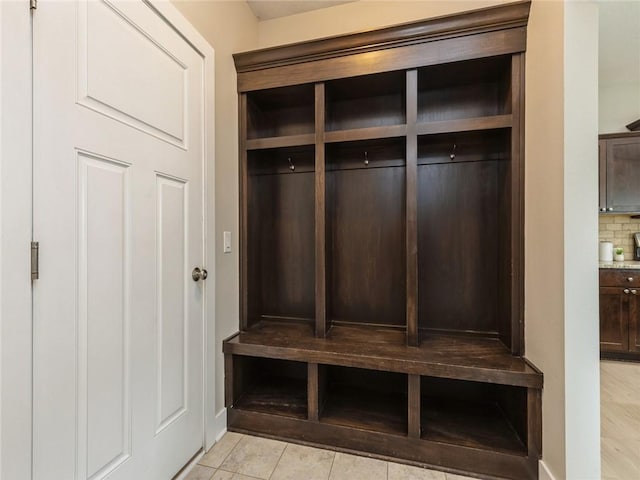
<box><xmin>239</xmin><ymin>94</ymin><xmax>249</xmax><ymax>330</ymax></box>
<box><xmin>246</xmin><ymin>134</ymin><xmax>316</xmax><ymax>150</ymax></box>
<box><xmin>416</xmin><ymin>115</ymin><xmax>512</xmax><ymax>136</ymax></box>
<box><xmin>238</xmin><ymin>28</ymin><xmax>527</xmax><ymax>92</ymax></box>
<box><xmin>224</xmin><ymin>343</ymin><xmax>543</xmax><ymax>389</ymax></box>
<box><xmin>510</xmin><ymin>53</ymin><xmax>525</xmax><ymax>355</ymax></box>
<box><xmin>308</xmin><ymin>363</ymin><xmax>320</xmax><ymax>421</ymax></box>
<box><xmin>527</xmin><ymin>388</ymin><xmax>542</xmax><ymax>459</ymax></box>
<box><xmin>233</xmin><ymin>1</ymin><xmax>531</xmax><ymax>73</ymax></box>
<box><xmin>408</xmin><ymin>374</ymin><xmax>421</xmax><ymax>438</ymax></box>
<box><xmin>626</xmin><ymin>118</ymin><xmax>640</xmax><ymax>132</ymax></box>
<box><xmin>406</xmin><ymin>70</ymin><xmax>419</xmax><ymax>347</ymax></box>
<box><xmin>599</xmin><ymin>131</ymin><xmax>640</xmax><ymax>140</ymax></box>
<box><xmin>315</xmin><ymin>83</ymin><xmax>328</xmax><ymax>338</ymax></box>
<box><xmin>325</xmin><ymin>125</ymin><xmax>407</xmax><ymax>143</ymax></box>
<box><xmin>224</xmin><ymin>353</ymin><xmax>234</xmax><ymax>407</ymax></box>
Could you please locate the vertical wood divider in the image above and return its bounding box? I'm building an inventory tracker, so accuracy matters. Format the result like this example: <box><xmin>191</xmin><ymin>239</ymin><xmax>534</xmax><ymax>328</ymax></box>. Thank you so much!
<box><xmin>224</xmin><ymin>353</ymin><xmax>234</xmax><ymax>407</ymax></box>
<box><xmin>511</xmin><ymin>54</ymin><xmax>525</xmax><ymax>355</ymax></box>
<box><xmin>308</xmin><ymin>363</ymin><xmax>319</xmax><ymax>421</ymax></box>
<box><xmin>408</xmin><ymin>374</ymin><xmax>421</xmax><ymax>438</ymax></box>
<box><xmin>315</xmin><ymin>83</ymin><xmax>328</xmax><ymax>338</ymax></box>
<box><xmin>406</xmin><ymin>70</ymin><xmax>419</xmax><ymax>346</ymax></box>
<box><xmin>239</xmin><ymin>94</ymin><xmax>249</xmax><ymax>330</ymax></box>
<box><xmin>527</xmin><ymin>387</ymin><xmax>542</xmax><ymax>458</ymax></box>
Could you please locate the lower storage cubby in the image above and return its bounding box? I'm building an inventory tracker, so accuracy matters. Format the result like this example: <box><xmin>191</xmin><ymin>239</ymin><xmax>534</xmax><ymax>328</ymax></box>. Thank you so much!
<box><xmin>420</xmin><ymin>376</ymin><xmax>527</xmax><ymax>455</ymax></box>
<box><xmin>319</xmin><ymin>366</ymin><xmax>408</xmax><ymax>435</ymax></box>
<box><xmin>231</xmin><ymin>356</ymin><xmax>308</xmax><ymax>419</ymax></box>
<box><xmin>224</xmin><ymin>329</ymin><xmax>542</xmax><ymax>480</ymax></box>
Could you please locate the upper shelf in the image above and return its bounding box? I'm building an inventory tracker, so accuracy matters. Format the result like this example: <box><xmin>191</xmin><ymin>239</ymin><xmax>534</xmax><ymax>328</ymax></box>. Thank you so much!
<box><xmin>417</xmin><ymin>115</ymin><xmax>512</xmax><ymax>136</ymax></box>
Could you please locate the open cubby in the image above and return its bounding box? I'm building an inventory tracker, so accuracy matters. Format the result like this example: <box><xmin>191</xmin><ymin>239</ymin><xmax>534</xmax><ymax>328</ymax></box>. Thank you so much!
<box><xmin>232</xmin><ymin>356</ymin><xmax>308</xmax><ymax>419</ymax></box>
<box><xmin>421</xmin><ymin>376</ymin><xmax>527</xmax><ymax>455</ymax></box>
<box><xmin>325</xmin><ymin>71</ymin><xmax>406</xmax><ymax>132</ymax></box>
<box><xmin>247</xmin><ymin>84</ymin><xmax>315</xmax><ymax>139</ymax></box>
<box><xmin>418</xmin><ymin>129</ymin><xmax>510</xmax><ymax>165</ymax></box>
<box><xmin>326</xmin><ymin>138</ymin><xmax>406</xmax><ymax>327</ymax></box>
<box><xmin>230</xmin><ymin>6</ymin><xmax>541</xmax><ymax>479</ymax></box>
<box><xmin>247</xmin><ymin>145</ymin><xmax>315</xmax><ymax>326</ymax></box>
<box><xmin>320</xmin><ymin>365</ymin><xmax>408</xmax><ymax>435</ymax></box>
<box><xmin>417</xmin><ymin>56</ymin><xmax>512</xmax><ymax>124</ymax></box>
<box><xmin>417</xmin><ymin>131</ymin><xmax>511</xmax><ymax>339</ymax></box>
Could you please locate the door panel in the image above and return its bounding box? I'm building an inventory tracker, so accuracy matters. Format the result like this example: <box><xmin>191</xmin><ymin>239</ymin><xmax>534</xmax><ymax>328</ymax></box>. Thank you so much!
<box><xmin>78</xmin><ymin>0</ymin><xmax>187</xmax><ymax>146</ymax></box>
<box><xmin>79</xmin><ymin>153</ymin><xmax>132</xmax><ymax>479</ymax></box>
<box><xmin>630</xmin><ymin>294</ymin><xmax>640</xmax><ymax>353</ymax></box>
<box><xmin>606</xmin><ymin>138</ymin><xmax>640</xmax><ymax>213</ymax></box>
<box><xmin>156</xmin><ymin>174</ymin><xmax>188</xmax><ymax>433</ymax></box>
<box><xmin>33</xmin><ymin>2</ymin><xmax>206</xmax><ymax>479</ymax></box>
<box><xmin>599</xmin><ymin>287</ymin><xmax>629</xmax><ymax>352</ymax></box>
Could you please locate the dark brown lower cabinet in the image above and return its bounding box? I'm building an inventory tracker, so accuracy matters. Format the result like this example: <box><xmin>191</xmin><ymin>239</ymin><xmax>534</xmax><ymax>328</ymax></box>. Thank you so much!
<box><xmin>600</xmin><ymin>269</ymin><xmax>640</xmax><ymax>361</ymax></box>
<box><xmin>224</xmin><ymin>323</ymin><xmax>543</xmax><ymax>480</ymax></box>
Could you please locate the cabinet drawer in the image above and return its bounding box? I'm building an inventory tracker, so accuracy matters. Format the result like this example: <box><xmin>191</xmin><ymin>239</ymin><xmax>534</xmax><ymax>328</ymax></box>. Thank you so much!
<box><xmin>600</xmin><ymin>270</ymin><xmax>640</xmax><ymax>287</ymax></box>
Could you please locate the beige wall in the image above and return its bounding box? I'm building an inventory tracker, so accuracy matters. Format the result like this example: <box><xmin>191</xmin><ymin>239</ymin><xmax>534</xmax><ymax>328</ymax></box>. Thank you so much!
<box><xmin>258</xmin><ymin>0</ymin><xmax>510</xmax><ymax>48</ymax></box>
<box><xmin>171</xmin><ymin>0</ymin><xmax>258</xmax><ymax>416</ymax></box>
<box><xmin>523</xmin><ymin>1</ymin><xmax>568</xmax><ymax>477</ymax></box>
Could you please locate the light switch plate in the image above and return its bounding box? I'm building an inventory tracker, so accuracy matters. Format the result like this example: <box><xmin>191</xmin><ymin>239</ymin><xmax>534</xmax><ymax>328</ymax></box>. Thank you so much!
<box><xmin>223</xmin><ymin>231</ymin><xmax>232</xmax><ymax>253</ymax></box>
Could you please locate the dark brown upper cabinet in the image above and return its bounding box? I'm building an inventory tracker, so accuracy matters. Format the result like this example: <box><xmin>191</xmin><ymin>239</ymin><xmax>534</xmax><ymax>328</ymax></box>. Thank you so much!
<box><xmin>599</xmin><ymin>132</ymin><xmax>640</xmax><ymax>214</ymax></box>
<box><xmin>228</xmin><ymin>3</ymin><xmax>542</xmax><ymax>479</ymax></box>
<box><xmin>599</xmin><ymin>269</ymin><xmax>640</xmax><ymax>361</ymax></box>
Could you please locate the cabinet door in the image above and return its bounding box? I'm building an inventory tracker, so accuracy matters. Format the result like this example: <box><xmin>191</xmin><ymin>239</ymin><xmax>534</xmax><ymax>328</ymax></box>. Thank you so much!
<box><xmin>599</xmin><ymin>140</ymin><xmax>607</xmax><ymax>212</ymax></box>
<box><xmin>629</xmin><ymin>292</ymin><xmax>640</xmax><ymax>352</ymax></box>
<box><xmin>599</xmin><ymin>287</ymin><xmax>629</xmax><ymax>352</ymax></box>
<box><xmin>605</xmin><ymin>137</ymin><xmax>640</xmax><ymax>213</ymax></box>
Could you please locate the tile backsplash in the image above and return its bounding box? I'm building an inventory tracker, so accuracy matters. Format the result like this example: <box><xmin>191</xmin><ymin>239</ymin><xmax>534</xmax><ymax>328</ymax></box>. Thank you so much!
<box><xmin>599</xmin><ymin>215</ymin><xmax>640</xmax><ymax>258</ymax></box>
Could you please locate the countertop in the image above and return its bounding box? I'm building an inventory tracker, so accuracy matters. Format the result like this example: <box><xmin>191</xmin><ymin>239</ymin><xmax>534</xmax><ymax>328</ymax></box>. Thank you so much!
<box><xmin>599</xmin><ymin>261</ymin><xmax>640</xmax><ymax>270</ymax></box>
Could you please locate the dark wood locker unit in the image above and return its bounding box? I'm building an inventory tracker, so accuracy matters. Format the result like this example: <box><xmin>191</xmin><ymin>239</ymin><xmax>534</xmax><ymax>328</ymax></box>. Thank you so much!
<box><xmin>225</xmin><ymin>2</ymin><xmax>543</xmax><ymax>479</ymax></box>
<box><xmin>600</xmin><ymin>269</ymin><xmax>640</xmax><ymax>361</ymax></box>
<box><xmin>599</xmin><ymin>131</ymin><xmax>640</xmax><ymax>214</ymax></box>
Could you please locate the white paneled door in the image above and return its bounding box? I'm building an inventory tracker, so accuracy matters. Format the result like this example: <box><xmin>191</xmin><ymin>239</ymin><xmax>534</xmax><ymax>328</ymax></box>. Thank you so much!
<box><xmin>33</xmin><ymin>1</ymin><xmax>207</xmax><ymax>479</ymax></box>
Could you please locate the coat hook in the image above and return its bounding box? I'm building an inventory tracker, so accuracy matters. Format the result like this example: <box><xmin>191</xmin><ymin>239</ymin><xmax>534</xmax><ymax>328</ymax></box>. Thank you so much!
<box><xmin>288</xmin><ymin>157</ymin><xmax>295</xmax><ymax>171</ymax></box>
<box><xmin>450</xmin><ymin>144</ymin><xmax>456</xmax><ymax>160</ymax></box>
<box><xmin>364</xmin><ymin>151</ymin><xmax>369</xmax><ymax>166</ymax></box>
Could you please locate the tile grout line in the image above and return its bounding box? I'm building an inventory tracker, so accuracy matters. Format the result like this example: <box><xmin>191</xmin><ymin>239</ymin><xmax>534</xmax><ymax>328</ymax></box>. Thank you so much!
<box><xmin>326</xmin><ymin>450</ymin><xmax>337</xmax><ymax>480</ymax></box>
<box><xmin>213</xmin><ymin>434</ymin><xmax>245</xmax><ymax>472</ymax></box>
<box><xmin>267</xmin><ymin>441</ymin><xmax>289</xmax><ymax>480</ymax></box>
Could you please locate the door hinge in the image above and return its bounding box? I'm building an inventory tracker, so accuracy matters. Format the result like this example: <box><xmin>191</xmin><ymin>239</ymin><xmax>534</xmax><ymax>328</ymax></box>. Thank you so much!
<box><xmin>30</xmin><ymin>0</ymin><xmax>37</xmax><ymax>10</ymax></box>
<box><xmin>31</xmin><ymin>241</ymin><xmax>39</xmax><ymax>280</ymax></box>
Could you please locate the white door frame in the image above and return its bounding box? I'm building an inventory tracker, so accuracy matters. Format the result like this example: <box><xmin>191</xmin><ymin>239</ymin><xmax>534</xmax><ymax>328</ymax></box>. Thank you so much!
<box><xmin>0</xmin><ymin>2</ymin><xmax>217</xmax><ymax>479</ymax></box>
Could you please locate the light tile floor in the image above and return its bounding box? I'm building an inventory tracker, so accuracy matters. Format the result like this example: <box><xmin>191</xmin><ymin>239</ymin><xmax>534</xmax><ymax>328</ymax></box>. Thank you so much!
<box><xmin>186</xmin><ymin>432</ymin><xmax>474</xmax><ymax>480</ymax></box>
<box><xmin>601</xmin><ymin>360</ymin><xmax>640</xmax><ymax>480</ymax></box>
<box><xmin>186</xmin><ymin>360</ymin><xmax>640</xmax><ymax>480</ymax></box>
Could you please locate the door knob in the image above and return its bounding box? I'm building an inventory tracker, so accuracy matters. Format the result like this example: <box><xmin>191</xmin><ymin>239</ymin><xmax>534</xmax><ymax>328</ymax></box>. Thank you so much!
<box><xmin>192</xmin><ymin>267</ymin><xmax>208</xmax><ymax>281</ymax></box>
<box><xmin>632</xmin><ymin>289</ymin><xmax>638</xmax><ymax>295</ymax></box>
<box><xmin>608</xmin><ymin>207</ymin><xmax>613</xmax><ymax>211</ymax></box>
<box><xmin>624</xmin><ymin>288</ymin><xmax>630</xmax><ymax>294</ymax></box>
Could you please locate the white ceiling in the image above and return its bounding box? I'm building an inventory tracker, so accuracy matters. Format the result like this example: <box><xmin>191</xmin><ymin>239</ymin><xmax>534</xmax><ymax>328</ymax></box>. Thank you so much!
<box><xmin>246</xmin><ymin>0</ymin><xmax>355</xmax><ymax>21</ymax></box>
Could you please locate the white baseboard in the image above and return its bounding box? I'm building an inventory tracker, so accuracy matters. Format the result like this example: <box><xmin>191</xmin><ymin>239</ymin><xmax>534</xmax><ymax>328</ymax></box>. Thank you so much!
<box><xmin>539</xmin><ymin>460</ymin><xmax>557</xmax><ymax>480</ymax></box>
<box><xmin>213</xmin><ymin>408</ymin><xmax>227</xmax><ymax>442</ymax></box>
